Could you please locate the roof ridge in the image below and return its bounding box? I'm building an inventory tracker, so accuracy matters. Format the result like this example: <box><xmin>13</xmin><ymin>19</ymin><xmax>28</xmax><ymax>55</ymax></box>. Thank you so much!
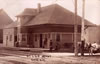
<box><xmin>24</xmin><ymin>8</ymin><xmax>36</xmax><ymax>10</ymax></box>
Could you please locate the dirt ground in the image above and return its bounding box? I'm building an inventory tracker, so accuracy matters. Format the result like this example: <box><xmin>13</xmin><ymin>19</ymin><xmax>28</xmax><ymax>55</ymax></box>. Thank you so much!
<box><xmin>0</xmin><ymin>50</ymin><xmax>100</xmax><ymax>64</ymax></box>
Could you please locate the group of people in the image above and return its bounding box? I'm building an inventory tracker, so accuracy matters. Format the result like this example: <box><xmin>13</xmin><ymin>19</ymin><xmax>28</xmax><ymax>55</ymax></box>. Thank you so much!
<box><xmin>77</xmin><ymin>40</ymin><xmax>100</xmax><ymax>55</ymax></box>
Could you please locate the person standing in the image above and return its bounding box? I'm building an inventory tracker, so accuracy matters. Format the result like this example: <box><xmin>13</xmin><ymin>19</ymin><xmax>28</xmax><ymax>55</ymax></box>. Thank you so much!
<box><xmin>55</xmin><ymin>42</ymin><xmax>60</xmax><ymax>51</ymax></box>
<box><xmin>49</xmin><ymin>40</ymin><xmax>53</xmax><ymax>52</ymax></box>
<box><xmin>77</xmin><ymin>41</ymin><xmax>81</xmax><ymax>54</ymax></box>
<box><xmin>81</xmin><ymin>40</ymin><xmax>85</xmax><ymax>56</ymax></box>
<box><xmin>43</xmin><ymin>38</ymin><xmax>47</xmax><ymax>48</ymax></box>
<box><xmin>15</xmin><ymin>41</ymin><xmax>19</xmax><ymax>47</ymax></box>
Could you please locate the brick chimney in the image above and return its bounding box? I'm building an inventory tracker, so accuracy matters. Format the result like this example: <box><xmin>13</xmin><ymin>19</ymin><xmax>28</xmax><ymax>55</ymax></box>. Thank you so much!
<box><xmin>37</xmin><ymin>3</ymin><xmax>41</xmax><ymax>13</ymax></box>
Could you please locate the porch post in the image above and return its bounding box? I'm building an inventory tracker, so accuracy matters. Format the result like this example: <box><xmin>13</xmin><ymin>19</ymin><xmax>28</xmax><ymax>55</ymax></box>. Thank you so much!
<box><xmin>17</xmin><ymin>17</ymin><xmax>21</xmax><ymax>47</ymax></box>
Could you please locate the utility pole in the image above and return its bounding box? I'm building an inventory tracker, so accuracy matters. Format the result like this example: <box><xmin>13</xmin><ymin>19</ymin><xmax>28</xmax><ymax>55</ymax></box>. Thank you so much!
<box><xmin>74</xmin><ymin>0</ymin><xmax>78</xmax><ymax>56</ymax></box>
<box><xmin>81</xmin><ymin>0</ymin><xmax>85</xmax><ymax>56</ymax></box>
<box><xmin>81</xmin><ymin>0</ymin><xmax>85</xmax><ymax>41</ymax></box>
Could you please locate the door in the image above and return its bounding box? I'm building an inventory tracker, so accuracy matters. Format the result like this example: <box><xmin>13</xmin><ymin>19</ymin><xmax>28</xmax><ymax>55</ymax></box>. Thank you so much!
<box><xmin>6</xmin><ymin>36</ymin><xmax>8</xmax><ymax>46</ymax></box>
<box><xmin>40</xmin><ymin>34</ymin><xmax>43</xmax><ymax>48</ymax></box>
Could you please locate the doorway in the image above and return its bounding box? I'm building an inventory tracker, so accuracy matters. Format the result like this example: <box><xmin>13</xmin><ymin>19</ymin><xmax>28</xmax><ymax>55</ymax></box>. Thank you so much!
<box><xmin>40</xmin><ymin>34</ymin><xmax>43</xmax><ymax>48</ymax></box>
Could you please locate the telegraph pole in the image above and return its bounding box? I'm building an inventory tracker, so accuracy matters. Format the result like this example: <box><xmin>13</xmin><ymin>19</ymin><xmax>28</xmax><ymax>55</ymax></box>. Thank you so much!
<box><xmin>81</xmin><ymin>0</ymin><xmax>85</xmax><ymax>41</ymax></box>
<box><xmin>74</xmin><ymin>0</ymin><xmax>78</xmax><ymax>56</ymax></box>
<box><xmin>81</xmin><ymin>0</ymin><xmax>85</xmax><ymax>56</ymax></box>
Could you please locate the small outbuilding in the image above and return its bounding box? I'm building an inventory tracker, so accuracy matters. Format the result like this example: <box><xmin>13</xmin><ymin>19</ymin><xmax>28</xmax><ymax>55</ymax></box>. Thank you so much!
<box><xmin>0</xmin><ymin>9</ymin><xmax>13</xmax><ymax>46</ymax></box>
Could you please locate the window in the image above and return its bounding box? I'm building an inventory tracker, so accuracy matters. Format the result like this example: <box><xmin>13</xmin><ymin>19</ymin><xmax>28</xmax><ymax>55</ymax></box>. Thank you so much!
<box><xmin>48</xmin><ymin>34</ymin><xmax>50</xmax><ymax>38</ymax></box>
<box><xmin>0</xmin><ymin>29</ymin><xmax>3</xmax><ymax>43</ymax></box>
<box><xmin>62</xmin><ymin>34</ymin><xmax>73</xmax><ymax>43</ymax></box>
<box><xmin>10</xmin><ymin>35</ymin><xmax>12</xmax><ymax>41</ymax></box>
<box><xmin>56</xmin><ymin>34</ymin><xmax>60</xmax><ymax>42</ymax></box>
<box><xmin>22</xmin><ymin>34</ymin><xmax>26</xmax><ymax>41</ymax></box>
<box><xmin>35</xmin><ymin>34</ymin><xmax>37</xmax><ymax>41</ymax></box>
<box><xmin>14</xmin><ymin>36</ymin><xmax>17</xmax><ymax>42</ymax></box>
<box><xmin>0</xmin><ymin>39</ymin><xmax>3</xmax><ymax>43</ymax></box>
<box><xmin>6</xmin><ymin>36</ymin><xmax>8</xmax><ymax>40</ymax></box>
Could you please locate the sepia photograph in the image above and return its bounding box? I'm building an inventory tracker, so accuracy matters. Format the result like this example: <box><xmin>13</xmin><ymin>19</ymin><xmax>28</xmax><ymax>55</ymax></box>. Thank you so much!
<box><xmin>0</xmin><ymin>0</ymin><xmax>100</xmax><ymax>64</ymax></box>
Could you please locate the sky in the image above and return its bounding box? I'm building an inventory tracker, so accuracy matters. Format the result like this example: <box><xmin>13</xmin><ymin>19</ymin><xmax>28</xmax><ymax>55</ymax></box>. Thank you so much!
<box><xmin>0</xmin><ymin>0</ymin><xmax>100</xmax><ymax>25</ymax></box>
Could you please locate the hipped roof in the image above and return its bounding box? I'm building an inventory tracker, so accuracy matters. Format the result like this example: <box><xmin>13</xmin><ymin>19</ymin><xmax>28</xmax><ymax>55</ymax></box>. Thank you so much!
<box><xmin>0</xmin><ymin>9</ymin><xmax>13</xmax><ymax>29</ymax></box>
<box><xmin>24</xmin><ymin>4</ymin><xmax>95</xmax><ymax>26</ymax></box>
<box><xmin>5</xmin><ymin>4</ymin><xmax>96</xmax><ymax>28</ymax></box>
